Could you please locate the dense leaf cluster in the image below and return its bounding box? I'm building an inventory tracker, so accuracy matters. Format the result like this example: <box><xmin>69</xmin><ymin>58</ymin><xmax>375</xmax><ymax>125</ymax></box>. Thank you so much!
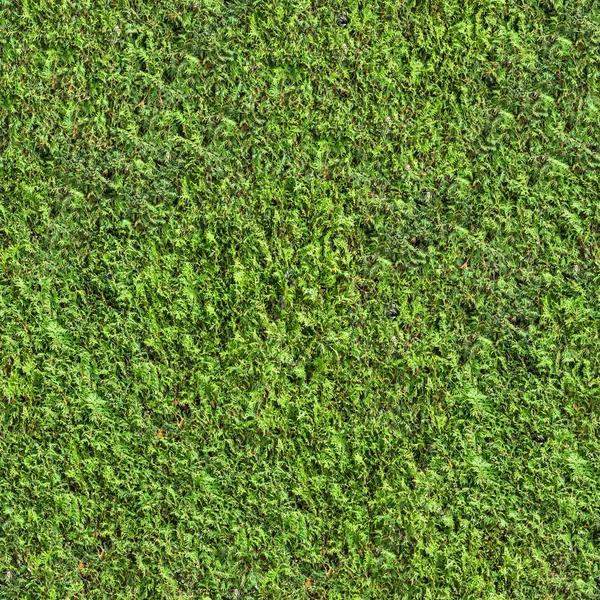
<box><xmin>1</xmin><ymin>0</ymin><xmax>600</xmax><ymax>597</ymax></box>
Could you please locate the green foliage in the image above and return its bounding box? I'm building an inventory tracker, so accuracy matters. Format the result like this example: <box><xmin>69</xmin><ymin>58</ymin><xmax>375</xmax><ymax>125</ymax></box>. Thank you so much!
<box><xmin>1</xmin><ymin>0</ymin><xmax>600</xmax><ymax>597</ymax></box>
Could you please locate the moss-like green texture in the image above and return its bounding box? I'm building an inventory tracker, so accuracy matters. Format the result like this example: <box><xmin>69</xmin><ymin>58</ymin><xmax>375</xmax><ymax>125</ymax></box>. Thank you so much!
<box><xmin>1</xmin><ymin>1</ymin><xmax>600</xmax><ymax>597</ymax></box>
